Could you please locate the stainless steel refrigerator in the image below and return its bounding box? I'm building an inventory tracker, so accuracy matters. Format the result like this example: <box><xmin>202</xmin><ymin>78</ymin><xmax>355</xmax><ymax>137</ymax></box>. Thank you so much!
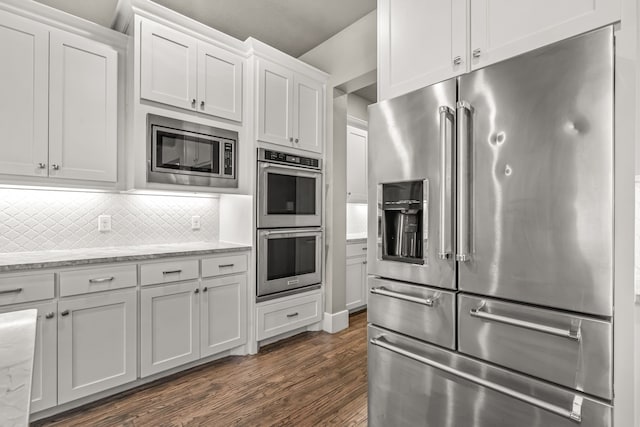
<box><xmin>367</xmin><ymin>26</ymin><xmax>614</xmax><ymax>426</ymax></box>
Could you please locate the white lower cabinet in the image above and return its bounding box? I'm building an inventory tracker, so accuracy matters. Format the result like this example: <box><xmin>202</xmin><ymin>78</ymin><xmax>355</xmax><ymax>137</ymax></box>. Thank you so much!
<box><xmin>57</xmin><ymin>289</ymin><xmax>137</xmax><ymax>404</ymax></box>
<box><xmin>346</xmin><ymin>242</ymin><xmax>368</xmax><ymax>312</ymax></box>
<box><xmin>201</xmin><ymin>274</ymin><xmax>247</xmax><ymax>357</ymax></box>
<box><xmin>256</xmin><ymin>290</ymin><xmax>322</xmax><ymax>341</ymax></box>
<box><xmin>140</xmin><ymin>281</ymin><xmax>200</xmax><ymax>377</ymax></box>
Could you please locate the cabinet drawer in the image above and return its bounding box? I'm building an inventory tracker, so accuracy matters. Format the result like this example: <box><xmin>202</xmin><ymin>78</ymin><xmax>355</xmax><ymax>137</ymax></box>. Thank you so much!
<box><xmin>0</xmin><ymin>273</ymin><xmax>54</xmax><ymax>306</ymax></box>
<box><xmin>368</xmin><ymin>277</ymin><xmax>456</xmax><ymax>350</ymax></box>
<box><xmin>59</xmin><ymin>264</ymin><xmax>136</xmax><ymax>297</ymax></box>
<box><xmin>201</xmin><ymin>253</ymin><xmax>247</xmax><ymax>278</ymax></box>
<box><xmin>346</xmin><ymin>242</ymin><xmax>367</xmax><ymax>258</ymax></box>
<box><xmin>458</xmin><ymin>294</ymin><xmax>612</xmax><ymax>400</ymax></box>
<box><xmin>140</xmin><ymin>259</ymin><xmax>199</xmax><ymax>286</ymax></box>
<box><xmin>256</xmin><ymin>291</ymin><xmax>322</xmax><ymax>340</ymax></box>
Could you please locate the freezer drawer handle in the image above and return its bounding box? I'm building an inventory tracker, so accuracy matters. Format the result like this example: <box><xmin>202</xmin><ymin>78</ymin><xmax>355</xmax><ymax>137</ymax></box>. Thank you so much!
<box><xmin>469</xmin><ymin>302</ymin><xmax>582</xmax><ymax>342</ymax></box>
<box><xmin>370</xmin><ymin>336</ymin><xmax>584</xmax><ymax>422</ymax></box>
<box><xmin>370</xmin><ymin>286</ymin><xmax>435</xmax><ymax>307</ymax></box>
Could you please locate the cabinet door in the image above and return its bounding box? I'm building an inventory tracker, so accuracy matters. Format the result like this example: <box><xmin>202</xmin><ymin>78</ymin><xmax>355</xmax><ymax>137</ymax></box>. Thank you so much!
<box><xmin>257</xmin><ymin>58</ymin><xmax>294</xmax><ymax>146</ymax></box>
<box><xmin>49</xmin><ymin>30</ymin><xmax>117</xmax><ymax>182</ymax></box>
<box><xmin>201</xmin><ymin>274</ymin><xmax>247</xmax><ymax>357</ymax></box>
<box><xmin>140</xmin><ymin>20</ymin><xmax>198</xmax><ymax>110</ymax></box>
<box><xmin>378</xmin><ymin>0</ymin><xmax>468</xmax><ymax>101</ymax></box>
<box><xmin>292</xmin><ymin>74</ymin><xmax>323</xmax><ymax>153</ymax></box>
<box><xmin>346</xmin><ymin>126</ymin><xmax>368</xmax><ymax>203</ymax></box>
<box><xmin>58</xmin><ymin>289</ymin><xmax>137</xmax><ymax>404</ymax></box>
<box><xmin>0</xmin><ymin>11</ymin><xmax>49</xmax><ymax>177</ymax></box>
<box><xmin>197</xmin><ymin>42</ymin><xmax>243</xmax><ymax>121</ymax></box>
<box><xmin>0</xmin><ymin>301</ymin><xmax>57</xmax><ymax>413</ymax></box>
<box><xmin>140</xmin><ymin>281</ymin><xmax>200</xmax><ymax>377</ymax></box>
<box><xmin>346</xmin><ymin>257</ymin><xmax>366</xmax><ymax>311</ymax></box>
<box><xmin>470</xmin><ymin>0</ymin><xmax>620</xmax><ymax>70</ymax></box>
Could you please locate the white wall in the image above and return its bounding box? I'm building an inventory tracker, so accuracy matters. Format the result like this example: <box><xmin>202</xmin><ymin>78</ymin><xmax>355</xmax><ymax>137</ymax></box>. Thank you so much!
<box><xmin>347</xmin><ymin>93</ymin><xmax>371</xmax><ymax>122</ymax></box>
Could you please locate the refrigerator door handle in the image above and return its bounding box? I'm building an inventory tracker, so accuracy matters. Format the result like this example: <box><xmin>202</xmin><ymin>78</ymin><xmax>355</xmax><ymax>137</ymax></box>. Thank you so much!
<box><xmin>469</xmin><ymin>301</ymin><xmax>582</xmax><ymax>341</ymax></box>
<box><xmin>370</xmin><ymin>335</ymin><xmax>584</xmax><ymax>422</ymax></box>
<box><xmin>438</xmin><ymin>106</ymin><xmax>455</xmax><ymax>260</ymax></box>
<box><xmin>456</xmin><ymin>101</ymin><xmax>472</xmax><ymax>262</ymax></box>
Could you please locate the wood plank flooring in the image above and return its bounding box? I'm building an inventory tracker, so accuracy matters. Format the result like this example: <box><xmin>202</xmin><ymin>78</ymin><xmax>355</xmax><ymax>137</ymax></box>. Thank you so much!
<box><xmin>34</xmin><ymin>311</ymin><xmax>368</xmax><ymax>427</ymax></box>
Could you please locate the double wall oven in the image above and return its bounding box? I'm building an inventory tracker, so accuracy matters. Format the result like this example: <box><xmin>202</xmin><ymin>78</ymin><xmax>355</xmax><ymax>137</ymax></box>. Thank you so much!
<box><xmin>256</xmin><ymin>149</ymin><xmax>323</xmax><ymax>301</ymax></box>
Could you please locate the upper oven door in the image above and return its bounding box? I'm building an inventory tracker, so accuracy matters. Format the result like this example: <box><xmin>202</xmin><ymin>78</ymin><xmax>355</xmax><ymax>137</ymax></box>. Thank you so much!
<box><xmin>257</xmin><ymin>162</ymin><xmax>322</xmax><ymax>228</ymax></box>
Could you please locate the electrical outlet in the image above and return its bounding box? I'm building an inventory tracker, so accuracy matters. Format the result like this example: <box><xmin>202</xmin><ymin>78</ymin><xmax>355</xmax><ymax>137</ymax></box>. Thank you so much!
<box><xmin>191</xmin><ymin>216</ymin><xmax>201</xmax><ymax>230</ymax></box>
<box><xmin>98</xmin><ymin>215</ymin><xmax>112</xmax><ymax>232</ymax></box>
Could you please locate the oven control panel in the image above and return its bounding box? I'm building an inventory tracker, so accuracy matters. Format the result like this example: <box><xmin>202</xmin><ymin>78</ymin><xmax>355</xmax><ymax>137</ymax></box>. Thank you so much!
<box><xmin>260</xmin><ymin>149</ymin><xmax>321</xmax><ymax>170</ymax></box>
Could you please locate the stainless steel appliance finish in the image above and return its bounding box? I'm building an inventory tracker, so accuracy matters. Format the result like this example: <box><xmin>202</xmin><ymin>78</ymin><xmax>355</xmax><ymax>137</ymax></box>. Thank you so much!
<box><xmin>368</xmin><ymin>277</ymin><xmax>456</xmax><ymax>349</ymax></box>
<box><xmin>367</xmin><ymin>78</ymin><xmax>457</xmax><ymax>289</ymax></box>
<box><xmin>457</xmin><ymin>27</ymin><xmax>614</xmax><ymax>317</ymax></box>
<box><xmin>367</xmin><ymin>27</ymin><xmax>615</xmax><ymax>426</ymax></box>
<box><xmin>458</xmin><ymin>294</ymin><xmax>612</xmax><ymax>400</ymax></box>
<box><xmin>257</xmin><ymin>149</ymin><xmax>322</xmax><ymax>229</ymax></box>
<box><xmin>147</xmin><ymin>114</ymin><xmax>238</xmax><ymax>188</ymax></box>
<box><xmin>368</xmin><ymin>325</ymin><xmax>612</xmax><ymax>427</ymax></box>
<box><xmin>257</xmin><ymin>228</ymin><xmax>322</xmax><ymax>300</ymax></box>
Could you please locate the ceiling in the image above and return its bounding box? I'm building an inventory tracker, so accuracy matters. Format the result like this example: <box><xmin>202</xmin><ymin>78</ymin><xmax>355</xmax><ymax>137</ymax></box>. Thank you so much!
<box><xmin>34</xmin><ymin>0</ymin><xmax>376</xmax><ymax>58</ymax></box>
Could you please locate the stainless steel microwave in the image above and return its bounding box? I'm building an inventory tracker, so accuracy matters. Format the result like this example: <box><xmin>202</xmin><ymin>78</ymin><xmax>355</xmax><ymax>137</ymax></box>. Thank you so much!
<box><xmin>147</xmin><ymin>114</ymin><xmax>238</xmax><ymax>188</ymax></box>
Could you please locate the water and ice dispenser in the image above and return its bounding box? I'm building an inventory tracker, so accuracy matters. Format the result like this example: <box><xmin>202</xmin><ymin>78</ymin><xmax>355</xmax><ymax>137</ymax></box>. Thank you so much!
<box><xmin>381</xmin><ymin>181</ymin><xmax>425</xmax><ymax>264</ymax></box>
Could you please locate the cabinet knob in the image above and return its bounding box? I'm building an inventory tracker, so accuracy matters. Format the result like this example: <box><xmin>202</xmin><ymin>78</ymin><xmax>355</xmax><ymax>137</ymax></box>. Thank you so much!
<box><xmin>453</xmin><ymin>56</ymin><xmax>462</xmax><ymax>65</ymax></box>
<box><xmin>294</xmin><ymin>138</ymin><xmax>299</xmax><ymax>143</ymax></box>
<box><xmin>472</xmin><ymin>49</ymin><xmax>481</xmax><ymax>58</ymax></box>
<box><xmin>194</xmin><ymin>288</ymin><xmax>200</xmax><ymax>294</ymax></box>
<box><xmin>60</xmin><ymin>310</ymin><xmax>70</xmax><ymax>317</ymax></box>
<box><xmin>203</xmin><ymin>287</ymin><xmax>208</xmax><ymax>292</ymax></box>
<box><xmin>45</xmin><ymin>312</ymin><xmax>55</xmax><ymax>319</ymax></box>
<box><xmin>200</xmin><ymin>101</ymin><xmax>205</xmax><ymax>109</ymax></box>
<box><xmin>37</xmin><ymin>162</ymin><xmax>46</xmax><ymax>169</ymax></box>
<box><xmin>51</xmin><ymin>164</ymin><xmax>60</xmax><ymax>170</ymax></box>
<box><xmin>363</xmin><ymin>261</ymin><xmax>368</xmax><ymax>265</ymax></box>
<box><xmin>289</xmin><ymin>137</ymin><xmax>294</xmax><ymax>142</ymax></box>
<box><xmin>191</xmin><ymin>99</ymin><xmax>197</xmax><ymax>107</ymax></box>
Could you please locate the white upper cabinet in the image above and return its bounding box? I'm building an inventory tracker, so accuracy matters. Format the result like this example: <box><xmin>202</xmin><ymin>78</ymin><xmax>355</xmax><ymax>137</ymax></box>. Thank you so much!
<box><xmin>49</xmin><ymin>30</ymin><xmax>118</xmax><ymax>182</ymax></box>
<box><xmin>346</xmin><ymin>125</ymin><xmax>368</xmax><ymax>203</ymax></box>
<box><xmin>257</xmin><ymin>57</ymin><xmax>324</xmax><ymax>154</ymax></box>
<box><xmin>0</xmin><ymin>11</ymin><xmax>49</xmax><ymax>177</ymax></box>
<box><xmin>140</xmin><ymin>20</ymin><xmax>197</xmax><ymax>111</ymax></box>
<box><xmin>378</xmin><ymin>0</ymin><xmax>620</xmax><ymax>101</ymax></box>
<box><xmin>140</xmin><ymin>19</ymin><xmax>243</xmax><ymax>122</ymax></box>
<box><xmin>378</xmin><ymin>0</ymin><xmax>468</xmax><ymax>101</ymax></box>
<box><xmin>470</xmin><ymin>0</ymin><xmax>621</xmax><ymax>70</ymax></box>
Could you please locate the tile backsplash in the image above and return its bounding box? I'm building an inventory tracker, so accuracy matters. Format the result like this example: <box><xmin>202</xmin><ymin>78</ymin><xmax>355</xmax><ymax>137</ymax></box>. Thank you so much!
<box><xmin>0</xmin><ymin>189</ymin><xmax>219</xmax><ymax>253</ymax></box>
<box><xmin>347</xmin><ymin>203</ymin><xmax>368</xmax><ymax>235</ymax></box>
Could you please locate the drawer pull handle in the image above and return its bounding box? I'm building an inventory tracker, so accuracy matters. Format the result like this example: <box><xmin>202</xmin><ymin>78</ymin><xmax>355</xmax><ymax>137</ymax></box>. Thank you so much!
<box><xmin>469</xmin><ymin>301</ymin><xmax>582</xmax><ymax>342</ymax></box>
<box><xmin>0</xmin><ymin>288</ymin><xmax>23</xmax><ymax>295</ymax></box>
<box><xmin>89</xmin><ymin>276</ymin><xmax>114</xmax><ymax>284</ymax></box>
<box><xmin>163</xmin><ymin>270</ymin><xmax>182</xmax><ymax>275</ymax></box>
<box><xmin>370</xmin><ymin>287</ymin><xmax>435</xmax><ymax>307</ymax></box>
<box><xmin>362</xmin><ymin>247</ymin><xmax>367</xmax><ymax>251</ymax></box>
<box><xmin>370</xmin><ymin>336</ymin><xmax>584</xmax><ymax>422</ymax></box>
<box><xmin>219</xmin><ymin>264</ymin><xmax>235</xmax><ymax>268</ymax></box>
<box><xmin>286</xmin><ymin>312</ymin><xmax>299</xmax><ymax>318</ymax></box>
<box><xmin>60</xmin><ymin>310</ymin><xmax>70</xmax><ymax>317</ymax></box>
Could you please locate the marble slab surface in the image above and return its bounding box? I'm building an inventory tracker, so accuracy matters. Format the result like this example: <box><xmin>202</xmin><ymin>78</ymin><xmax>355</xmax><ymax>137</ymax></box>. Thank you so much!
<box><xmin>347</xmin><ymin>233</ymin><xmax>367</xmax><ymax>244</ymax></box>
<box><xmin>0</xmin><ymin>241</ymin><xmax>252</xmax><ymax>273</ymax></box>
<box><xmin>0</xmin><ymin>309</ymin><xmax>37</xmax><ymax>427</ymax></box>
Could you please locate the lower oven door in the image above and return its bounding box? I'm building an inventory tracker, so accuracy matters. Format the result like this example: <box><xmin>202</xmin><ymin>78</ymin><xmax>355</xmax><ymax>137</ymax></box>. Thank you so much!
<box><xmin>257</xmin><ymin>228</ymin><xmax>322</xmax><ymax>298</ymax></box>
<box><xmin>368</xmin><ymin>325</ymin><xmax>612</xmax><ymax>427</ymax></box>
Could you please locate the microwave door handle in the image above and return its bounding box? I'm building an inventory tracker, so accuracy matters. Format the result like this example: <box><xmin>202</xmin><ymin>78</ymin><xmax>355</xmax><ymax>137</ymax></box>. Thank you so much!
<box><xmin>456</xmin><ymin>101</ymin><xmax>472</xmax><ymax>262</ymax></box>
<box><xmin>438</xmin><ymin>106</ymin><xmax>455</xmax><ymax>260</ymax></box>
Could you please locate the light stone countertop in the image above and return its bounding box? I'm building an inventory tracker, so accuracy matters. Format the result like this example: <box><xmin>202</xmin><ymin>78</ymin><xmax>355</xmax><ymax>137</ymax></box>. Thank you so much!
<box><xmin>347</xmin><ymin>233</ymin><xmax>367</xmax><ymax>244</ymax></box>
<box><xmin>0</xmin><ymin>241</ymin><xmax>252</xmax><ymax>273</ymax></box>
<box><xmin>0</xmin><ymin>309</ymin><xmax>37</xmax><ymax>427</ymax></box>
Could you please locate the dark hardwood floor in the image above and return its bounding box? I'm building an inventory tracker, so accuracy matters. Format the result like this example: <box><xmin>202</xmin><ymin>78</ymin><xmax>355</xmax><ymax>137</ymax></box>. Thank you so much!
<box><xmin>34</xmin><ymin>311</ymin><xmax>368</xmax><ymax>427</ymax></box>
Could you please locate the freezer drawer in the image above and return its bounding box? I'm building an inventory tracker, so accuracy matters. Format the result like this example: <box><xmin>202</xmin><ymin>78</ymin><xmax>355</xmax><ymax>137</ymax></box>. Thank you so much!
<box><xmin>368</xmin><ymin>277</ymin><xmax>455</xmax><ymax>349</ymax></box>
<box><xmin>368</xmin><ymin>325</ymin><xmax>612</xmax><ymax>427</ymax></box>
<box><xmin>458</xmin><ymin>294</ymin><xmax>612</xmax><ymax>400</ymax></box>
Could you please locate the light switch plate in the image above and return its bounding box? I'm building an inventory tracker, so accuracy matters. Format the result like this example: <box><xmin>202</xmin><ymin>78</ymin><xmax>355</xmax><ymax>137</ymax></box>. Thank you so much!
<box><xmin>98</xmin><ymin>215</ymin><xmax>111</xmax><ymax>232</ymax></box>
<box><xmin>191</xmin><ymin>216</ymin><xmax>201</xmax><ymax>230</ymax></box>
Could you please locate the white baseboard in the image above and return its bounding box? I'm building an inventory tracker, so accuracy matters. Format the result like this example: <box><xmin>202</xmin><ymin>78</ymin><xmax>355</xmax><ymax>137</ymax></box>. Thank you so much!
<box><xmin>322</xmin><ymin>309</ymin><xmax>349</xmax><ymax>333</ymax></box>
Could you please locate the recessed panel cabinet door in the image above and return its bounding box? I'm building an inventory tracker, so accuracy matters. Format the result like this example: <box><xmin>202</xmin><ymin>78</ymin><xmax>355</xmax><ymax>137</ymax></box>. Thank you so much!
<box><xmin>197</xmin><ymin>43</ymin><xmax>243</xmax><ymax>121</ymax></box>
<box><xmin>57</xmin><ymin>289</ymin><xmax>137</xmax><ymax>404</ymax></box>
<box><xmin>201</xmin><ymin>274</ymin><xmax>247</xmax><ymax>357</ymax></box>
<box><xmin>470</xmin><ymin>0</ymin><xmax>620</xmax><ymax>70</ymax></box>
<box><xmin>140</xmin><ymin>281</ymin><xmax>200</xmax><ymax>377</ymax></box>
<box><xmin>346</xmin><ymin>257</ymin><xmax>366</xmax><ymax>311</ymax></box>
<box><xmin>378</xmin><ymin>0</ymin><xmax>468</xmax><ymax>101</ymax></box>
<box><xmin>346</xmin><ymin>126</ymin><xmax>368</xmax><ymax>203</ymax></box>
<box><xmin>0</xmin><ymin>11</ymin><xmax>49</xmax><ymax>177</ymax></box>
<box><xmin>293</xmin><ymin>74</ymin><xmax>323</xmax><ymax>153</ymax></box>
<box><xmin>140</xmin><ymin>20</ymin><xmax>198</xmax><ymax>110</ymax></box>
<box><xmin>49</xmin><ymin>30</ymin><xmax>118</xmax><ymax>182</ymax></box>
<box><xmin>257</xmin><ymin>58</ymin><xmax>294</xmax><ymax>146</ymax></box>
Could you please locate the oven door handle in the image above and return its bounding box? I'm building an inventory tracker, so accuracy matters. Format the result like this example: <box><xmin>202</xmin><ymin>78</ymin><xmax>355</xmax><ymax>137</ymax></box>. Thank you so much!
<box><xmin>262</xmin><ymin>228</ymin><xmax>323</xmax><ymax>236</ymax></box>
<box><xmin>259</xmin><ymin>162</ymin><xmax>322</xmax><ymax>176</ymax></box>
